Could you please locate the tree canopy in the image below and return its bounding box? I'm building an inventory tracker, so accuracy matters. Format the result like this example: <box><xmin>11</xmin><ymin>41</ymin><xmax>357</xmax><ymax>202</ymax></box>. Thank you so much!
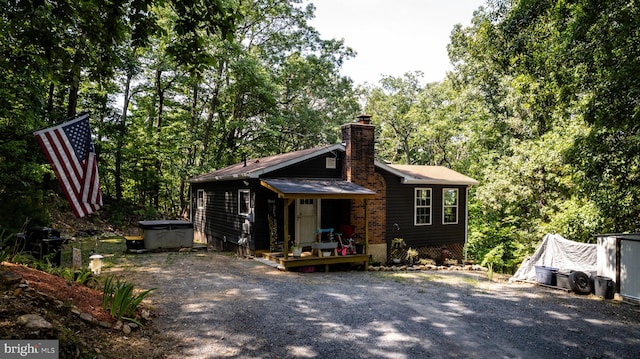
<box><xmin>2</xmin><ymin>0</ymin><xmax>639</xmax><ymax>271</ymax></box>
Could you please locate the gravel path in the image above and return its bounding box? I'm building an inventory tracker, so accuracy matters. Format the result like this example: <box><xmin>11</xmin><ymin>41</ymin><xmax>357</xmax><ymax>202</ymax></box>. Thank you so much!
<box><xmin>110</xmin><ymin>251</ymin><xmax>640</xmax><ymax>359</ymax></box>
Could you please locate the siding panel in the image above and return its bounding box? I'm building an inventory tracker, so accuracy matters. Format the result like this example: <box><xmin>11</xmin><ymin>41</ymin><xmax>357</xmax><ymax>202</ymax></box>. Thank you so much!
<box><xmin>377</xmin><ymin>167</ymin><xmax>468</xmax><ymax>249</ymax></box>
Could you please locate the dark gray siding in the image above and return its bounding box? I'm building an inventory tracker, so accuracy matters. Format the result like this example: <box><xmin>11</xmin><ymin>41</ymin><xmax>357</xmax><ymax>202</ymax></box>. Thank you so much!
<box><xmin>191</xmin><ymin>180</ymin><xmax>260</xmax><ymax>249</ymax></box>
<box><xmin>377</xmin><ymin>167</ymin><xmax>468</xmax><ymax>248</ymax></box>
<box><xmin>267</xmin><ymin>152</ymin><xmax>344</xmax><ymax>179</ymax></box>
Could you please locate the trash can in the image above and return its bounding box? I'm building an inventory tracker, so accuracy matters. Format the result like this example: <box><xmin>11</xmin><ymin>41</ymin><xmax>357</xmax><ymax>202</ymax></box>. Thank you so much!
<box><xmin>535</xmin><ymin>265</ymin><xmax>559</xmax><ymax>286</ymax></box>
<box><xmin>556</xmin><ymin>269</ymin><xmax>573</xmax><ymax>290</ymax></box>
<box><xmin>594</xmin><ymin>276</ymin><xmax>615</xmax><ymax>299</ymax></box>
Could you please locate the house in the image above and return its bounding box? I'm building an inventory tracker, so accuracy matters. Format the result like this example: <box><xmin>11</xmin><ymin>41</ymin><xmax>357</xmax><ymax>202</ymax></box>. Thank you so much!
<box><xmin>188</xmin><ymin>115</ymin><xmax>478</xmax><ymax>269</ymax></box>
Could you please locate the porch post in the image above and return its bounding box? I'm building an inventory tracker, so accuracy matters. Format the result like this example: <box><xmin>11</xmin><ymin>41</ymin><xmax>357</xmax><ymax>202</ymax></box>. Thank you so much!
<box><xmin>364</xmin><ymin>199</ymin><xmax>369</xmax><ymax>255</ymax></box>
<box><xmin>283</xmin><ymin>198</ymin><xmax>293</xmax><ymax>259</ymax></box>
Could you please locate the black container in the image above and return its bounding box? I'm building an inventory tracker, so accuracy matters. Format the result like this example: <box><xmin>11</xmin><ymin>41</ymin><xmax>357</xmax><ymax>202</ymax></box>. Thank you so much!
<box><xmin>556</xmin><ymin>269</ymin><xmax>573</xmax><ymax>290</ymax></box>
<box><xmin>595</xmin><ymin>276</ymin><xmax>615</xmax><ymax>299</ymax></box>
<box><xmin>17</xmin><ymin>227</ymin><xmax>66</xmax><ymax>266</ymax></box>
<box><xmin>125</xmin><ymin>236</ymin><xmax>145</xmax><ymax>250</ymax></box>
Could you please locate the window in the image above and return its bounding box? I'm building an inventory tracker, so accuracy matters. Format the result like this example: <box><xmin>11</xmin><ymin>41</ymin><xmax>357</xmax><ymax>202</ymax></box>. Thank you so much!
<box><xmin>197</xmin><ymin>189</ymin><xmax>205</xmax><ymax>209</ymax></box>
<box><xmin>325</xmin><ymin>157</ymin><xmax>336</xmax><ymax>169</ymax></box>
<box><xmin>238</xmin><ymin>189</ymin><xmax>251</xmax><ymax>216</ymax></box>
<box><xmin>414</xmin><ymin>188</ymin><xmax>432</xmax><ymax>225</ymax></box>
<box><xmin>443</xmin><ymin>188</ymin><xmax>459</xmax><ymax>224</ymax></box>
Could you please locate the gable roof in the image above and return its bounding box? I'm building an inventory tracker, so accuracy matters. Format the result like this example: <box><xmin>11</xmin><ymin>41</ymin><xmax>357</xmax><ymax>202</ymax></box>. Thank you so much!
<box><xmin>188</xmin><ymin>144</ymin><xmax>343</xmax><ymax>183</ymax></box>
<box><xmin>189</xmin><ymin>143</ymin><xmax>478</xmax><ymax>186</ymax></box>
<box><xmin>376</xmin><ymin>162</ymin><xmax>479</xmax><ymax>186</ymax></box>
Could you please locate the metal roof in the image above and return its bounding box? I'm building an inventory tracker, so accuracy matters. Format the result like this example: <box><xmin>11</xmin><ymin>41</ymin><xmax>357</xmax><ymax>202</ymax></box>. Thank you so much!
<box><xmin>261</xmin><ymin>178</ymin><xmax>376</xmax><ymax>199</ymax></box>
<box><xmin>376</xmin><ymin>162</ymin><xmax>479</xmax><ymax>186</ymax></box>
<box><xmin>189</xmin><ymin>144</ymin><xmax>343</xmax><ymax>183</ymax></box>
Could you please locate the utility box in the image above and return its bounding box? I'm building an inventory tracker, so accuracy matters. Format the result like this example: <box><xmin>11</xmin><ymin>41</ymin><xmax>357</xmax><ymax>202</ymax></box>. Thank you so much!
<box><xmin>138</xmin><ymin>220</ymin><xmax>194</xmax><ymax>250</ymax></box>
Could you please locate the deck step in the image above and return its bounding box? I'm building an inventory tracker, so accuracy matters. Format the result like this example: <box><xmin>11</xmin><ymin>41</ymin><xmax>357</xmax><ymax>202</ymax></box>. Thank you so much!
<box><xmin>253</xmin><ymin>257</ymin><xmax>281</xmax><ymax>268</ymax></box>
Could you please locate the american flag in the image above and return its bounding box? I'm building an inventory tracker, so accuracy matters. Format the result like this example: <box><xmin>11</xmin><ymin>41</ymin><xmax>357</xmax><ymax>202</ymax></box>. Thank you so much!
<box><xmin>34</xmin><ymin>113</ymin><xmax>103</xmax><ymax>218</ymax></box>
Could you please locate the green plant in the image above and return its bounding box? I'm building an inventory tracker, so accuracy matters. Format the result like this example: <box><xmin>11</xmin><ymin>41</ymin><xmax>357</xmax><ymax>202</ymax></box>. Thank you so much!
<box><xmin>102</xmin><ymin>275</ymin><xmax>155</xmax><ymax>323</ymax></box>
<box><xmin>419</xmin><ymin>258</ymin><xmax>435</xmax><ymax>266</ymax></box>
<box><xmin>481</xmin><ymin>244</ymin><xmax>506</xmax><ymax>281</ymax></box>
<box><xmin>0</xmin><ymin>231</ymin><xmax>15</xmax><ymax>263</ymax></box>
<box><xmin>406</xmin><ymin>247</ymin><xmax>418</xmax><ymax>266</ymax></box>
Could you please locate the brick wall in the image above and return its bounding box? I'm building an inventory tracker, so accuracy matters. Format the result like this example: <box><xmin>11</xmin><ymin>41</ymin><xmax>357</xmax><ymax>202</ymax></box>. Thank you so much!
<box><xmin>342</xmin><ymin>116</ymin><xmax>386</xmax><ymax>245</ymax></box>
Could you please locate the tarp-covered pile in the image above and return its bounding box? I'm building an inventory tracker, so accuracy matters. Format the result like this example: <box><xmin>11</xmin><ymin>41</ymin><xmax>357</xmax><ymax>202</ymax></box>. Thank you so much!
<box><xmin>509</xmin><ymin>233</ymin><xmax>597</xmax><ymax>282</ymax></box>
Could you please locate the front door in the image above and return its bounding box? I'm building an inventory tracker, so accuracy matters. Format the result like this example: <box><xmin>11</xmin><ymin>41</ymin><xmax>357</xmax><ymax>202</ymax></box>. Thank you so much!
<box><xmin>296</xmin><ymin>199</ymin><xmax>318</xmax><ymax>247</ymax></box>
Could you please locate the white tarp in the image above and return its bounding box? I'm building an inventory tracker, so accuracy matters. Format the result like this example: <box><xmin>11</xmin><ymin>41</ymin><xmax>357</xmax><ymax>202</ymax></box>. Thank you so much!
<box><xmin>509</xmin><ymin>233</ymin><xmax>597</xmax><ymax>282</ymax></box>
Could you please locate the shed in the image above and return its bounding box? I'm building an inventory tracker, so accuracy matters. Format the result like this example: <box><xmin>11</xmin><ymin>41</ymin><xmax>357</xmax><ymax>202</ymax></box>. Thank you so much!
<box><xmin>596</xmin><ymin>233</ymin><xmax>640</xmax><ymax>301</ymax></box>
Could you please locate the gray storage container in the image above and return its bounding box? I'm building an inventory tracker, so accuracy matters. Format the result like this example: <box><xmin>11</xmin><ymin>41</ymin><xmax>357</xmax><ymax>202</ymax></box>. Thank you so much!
<box><xmin>138</xmin><ymin>220</ymin><xmax>194</xmax><ymax>250</ymax></box>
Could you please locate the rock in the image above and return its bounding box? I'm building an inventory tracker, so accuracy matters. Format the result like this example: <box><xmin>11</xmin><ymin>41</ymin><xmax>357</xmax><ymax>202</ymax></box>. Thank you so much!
<box><xmin>71</xmin><ymin>307</ymin><xmax>81</xmax><ymax>315</ymax></box>
<box><xmin>122</xmin><ymin>324</ymin><xmax>131</xmax><ymax>334</ymax></box>
<box><xmin>13</xmin><ymin>288</ymin><xmax>22</xmax><ymax>296</ymax></box>
<box><xmin>140</xmin><ymin>309</ymin><xmax>151</xmax><ymax>321</ymax></box>
<box><xmin>79</xmin><ymin>312</ymin><xmax>96</xmax><ymax>323</ymax></box>
<box><xmin>98</xmin><ymin>321</ymin><xmax>112</xmax><ymax>328</ymax></box>
<box><xmin>127</xmin><ymin>322</ymin><xmax>138</xmax><ymax>329</ymax></box>
<box><xmin>17</xmin><ymin>314</ymin><xmax>52</xmax><ymax>329</ymax></box>
<box><xmin>113</xmin><ymin>321</ymin><xmax>123</xmax><ymax>330</ymax></box>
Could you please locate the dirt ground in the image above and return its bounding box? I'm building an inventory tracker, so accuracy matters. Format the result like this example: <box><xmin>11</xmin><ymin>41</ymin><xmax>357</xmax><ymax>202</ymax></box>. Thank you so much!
<box><xmin>103</xmin><ymin>250</ymin><xmax>640</xmax><ymax>359</ymax></box>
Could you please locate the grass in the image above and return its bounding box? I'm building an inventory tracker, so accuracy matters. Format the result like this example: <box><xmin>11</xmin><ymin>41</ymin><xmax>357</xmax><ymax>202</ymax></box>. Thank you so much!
<box><xmin>372</xmin><ymin>271</ymin><xmax>485</xmax><ymax>291</ymax></box>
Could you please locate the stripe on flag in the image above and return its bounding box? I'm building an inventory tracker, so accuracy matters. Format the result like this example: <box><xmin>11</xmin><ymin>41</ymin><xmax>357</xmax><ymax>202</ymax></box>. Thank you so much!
<box><xmin>34</xmin><ymin>114</ymin><xmax>103</xmax><ymax>218</ymax></box>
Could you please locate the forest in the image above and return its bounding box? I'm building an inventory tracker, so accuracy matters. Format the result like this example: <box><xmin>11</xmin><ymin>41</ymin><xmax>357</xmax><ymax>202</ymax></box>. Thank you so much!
<box><xmin>1</xmin><ymin>0</ymin><xmax>639</xmax><ymax>272</ymax></box>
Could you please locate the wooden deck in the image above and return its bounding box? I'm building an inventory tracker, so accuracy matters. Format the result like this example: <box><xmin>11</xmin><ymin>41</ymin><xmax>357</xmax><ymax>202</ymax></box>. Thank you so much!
<box><xmin>262</xmin><ymin>251</ymin><xmax>369</xmax><ymax>272</ymax></box>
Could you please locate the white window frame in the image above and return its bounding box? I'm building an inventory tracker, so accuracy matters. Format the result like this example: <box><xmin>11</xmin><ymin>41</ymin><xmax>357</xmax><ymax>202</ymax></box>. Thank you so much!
<box><xmin>238</xmin><ymin>189</ymin><xmax>251</xmax><ymax>216</ymax></box>
<box><xmin>197</xmin><ymin>189</ymin><xmax>205</xmax><ymax>209</ymax></box>
<box><xmin>414</xmin><ymin>188</ymin><xmax>432</xmax><ymax>226</ymax></box>
<box><xmin>443</xmin><ymin>188</ymin><xmax>459</xmax><ymax>224</ymax></box>
<box><xmin>325</xmin><ymin>157</ymin><xmax>337</xmax><ymax>169</ymax></box>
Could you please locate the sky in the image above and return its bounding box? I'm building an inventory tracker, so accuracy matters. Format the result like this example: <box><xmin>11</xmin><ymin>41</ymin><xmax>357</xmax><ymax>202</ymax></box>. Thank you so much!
<box><xmin>307</xmin><ymin>0</ymin><xmax>486</xmax><ymax>86</ymax></box>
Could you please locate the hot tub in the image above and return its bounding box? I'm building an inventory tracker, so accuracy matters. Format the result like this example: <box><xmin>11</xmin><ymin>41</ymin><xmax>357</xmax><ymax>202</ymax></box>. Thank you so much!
<box><xmin>138</xmin><ymin>220</ymin><xmax>194</xmax><ymax>250</ymax></box>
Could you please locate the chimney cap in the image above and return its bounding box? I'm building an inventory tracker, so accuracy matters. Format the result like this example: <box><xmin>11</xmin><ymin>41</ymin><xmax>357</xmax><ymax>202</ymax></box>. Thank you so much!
<box><xmin>356</xmin><ymin>114</ymin><xmax>372</xmax><ymax>124</ymax></box>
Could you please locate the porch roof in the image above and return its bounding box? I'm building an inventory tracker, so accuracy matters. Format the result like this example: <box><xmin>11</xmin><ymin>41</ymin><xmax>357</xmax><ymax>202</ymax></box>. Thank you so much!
<box><xmin>260</xmin><ymin>178</ymin><xmax>376</xmax><ymax>199</ymax></box>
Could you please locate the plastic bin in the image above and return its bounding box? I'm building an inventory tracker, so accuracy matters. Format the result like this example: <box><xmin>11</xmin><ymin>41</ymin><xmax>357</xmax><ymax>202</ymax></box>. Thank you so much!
<box><xmin>138</xmin><ymin>220</ymin><xmax>193</xmax><ymax>250</ymax></box>
<box><xmin>594</xmin><ymin>276</ymin><xmax>615</xmax><ymax>299</ymax></box>
<box><xmin>535</xmin><ymin>265</ymin><xmax>559</xmax><ymax>286</ymax></box>
<box><xmin>556</xmin><ymin>269</ymin><xmax>573</xmax><ymax>290</ymax></box>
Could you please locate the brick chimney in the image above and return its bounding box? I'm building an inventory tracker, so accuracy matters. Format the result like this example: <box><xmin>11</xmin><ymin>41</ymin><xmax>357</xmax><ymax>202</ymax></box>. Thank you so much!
<box><xmin>342</xmin><ymin>114</ymin><xmax>375</xmax><ymax>185</ymax></box>
<box><xmin>341</xmin><ymin>114</ymin><xmax>386</xmax><ymax>252</ymax></box>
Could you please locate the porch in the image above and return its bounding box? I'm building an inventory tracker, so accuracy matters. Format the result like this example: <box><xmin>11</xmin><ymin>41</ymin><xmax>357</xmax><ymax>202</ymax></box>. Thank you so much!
<box><xmin>260</xmin><ymin>178</ymin><xmax>376</xmax><ymax>270</ymax></box>
<box><xmin>262</xmin><ymin>251</ymin><xmax>369</xmax><ymax>272</ymax></box>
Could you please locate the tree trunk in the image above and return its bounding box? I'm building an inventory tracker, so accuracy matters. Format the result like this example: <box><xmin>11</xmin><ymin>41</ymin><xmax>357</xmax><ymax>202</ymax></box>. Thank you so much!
<box><xmin>153</xmin><ymin>68</ymin><xmax>164</xmax><ymax>209</ymax></box>
<box><xmin>199</xmin><ymin>63</ymin><xmax>224</xmax><ymax>167</ymax></box>
<box><xmin>115</xmin><ymin>71</ymin><xmax>133</xmax><ymax>200</ymax></box>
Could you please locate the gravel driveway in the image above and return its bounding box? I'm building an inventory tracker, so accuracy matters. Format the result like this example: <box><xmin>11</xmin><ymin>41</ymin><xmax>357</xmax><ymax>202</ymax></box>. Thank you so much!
<box><xmin>110</xmin><ymin>251</ymin><xmax>640</xmax><ymax>359</ymax></box>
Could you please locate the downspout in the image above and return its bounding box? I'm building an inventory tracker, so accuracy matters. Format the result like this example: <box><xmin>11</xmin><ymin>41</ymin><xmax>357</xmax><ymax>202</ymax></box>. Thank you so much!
<box><xmin>465</xmin><ymin>187</ymin><xmax>469</xmax><ymax>262</ymax></box>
